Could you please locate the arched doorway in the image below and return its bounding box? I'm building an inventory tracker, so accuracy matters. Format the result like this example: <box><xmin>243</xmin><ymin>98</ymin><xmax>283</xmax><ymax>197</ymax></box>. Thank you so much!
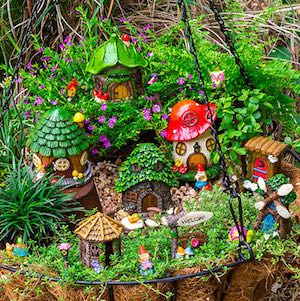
<box><xmin>187</xmin><ymin>153</ymin><xmax>207</xmax><ymax>171</ymax></box>
<box><xmin>141</xmin><ymin>193</ymin><xmax>158</xmax><ymax>212</ymax></box>
<box><xmin>113</xmin><ymin>84</ymin><xmax>130</xmax><ymax>99</ymax></box>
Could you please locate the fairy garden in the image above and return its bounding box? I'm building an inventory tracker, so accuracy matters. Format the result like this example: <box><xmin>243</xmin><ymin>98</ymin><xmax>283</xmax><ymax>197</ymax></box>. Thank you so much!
<box><xmin>0</xmin><ymin>0</ymin><xmax>299</xmax><ymax>300</ymax></box>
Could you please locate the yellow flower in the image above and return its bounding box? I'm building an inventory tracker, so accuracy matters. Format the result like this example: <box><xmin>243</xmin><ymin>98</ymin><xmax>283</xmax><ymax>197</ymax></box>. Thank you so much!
<box><xmin>72</xmin><ymin>170</ymin><xmax>79</xmax><ymax>177</ymax></box>
<box><xmin>78</xmin><ymin>173</ymin><xmax>84</xmax><ymax>179</ymax></box>
<box><xmin>175</xmin><ymin>158</ymin><xmax>183</xmax><ymax>167</ymax></box>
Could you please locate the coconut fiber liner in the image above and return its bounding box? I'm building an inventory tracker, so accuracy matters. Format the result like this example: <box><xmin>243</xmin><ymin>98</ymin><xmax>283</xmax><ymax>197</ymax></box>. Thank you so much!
<box><xmin>113</xmin><ymin>282</ymin><xmax>173</xmax><ymax>301</ymax></box>
<box><xmin>172</xmin><ymin>266</ymin><xmax>226</xmax><ymax>301</ymax></box>
<box><xmin>0</xmin><ymin>269</ymin><xmax>109</xmax><ymax>301</ymax></box>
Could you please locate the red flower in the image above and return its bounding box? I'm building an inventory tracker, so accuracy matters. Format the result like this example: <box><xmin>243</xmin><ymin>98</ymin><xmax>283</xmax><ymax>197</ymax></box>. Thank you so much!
<box><xmin>173</xmin><ymin>165</ymin><xmax>179</xmax><ymax>173</ymax></box>
<box><xmin>51</xmin><ymin>178</ymin><xmax>58</xmax><ymax>184</ymax></box>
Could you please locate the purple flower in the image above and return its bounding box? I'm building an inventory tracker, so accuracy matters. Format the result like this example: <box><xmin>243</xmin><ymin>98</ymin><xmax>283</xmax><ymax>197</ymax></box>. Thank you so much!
<box><xmin>87</xmin><ymin>125</ymin><xmax>94</xmax><ymax>131</ymax></box>
<box><xmin>108</xmin><ymin>116</ymin><xmax>117</xmax><ymax>128</ymax></box>
<box><xmin>98</xmin><ymin>115</ymin><xmax>106</xmax><ymax>123</ymax></box>
<box><xmin>61</xmin><ymin>89</ymin><xmax>66</xmax><ymax>95</ymax></box>
<box><xmin>26</xmin><ymin>61</ymin><xmax>32</xmax><ymax>70</ymax></box>
<box><xmin>148</xmin><ymin>73</ymin><xmax>158</xmax><ymax>85</ymax></box>
<box><xmin>29</xmin><ymin>70</ymin><xmax>35</xmax><ymax>76</ymax></box>
<box><xmin>51</xmin><ymin>65</ymin><xmax>58</xmax><ymax>72</ymax></box>
<box><xmin>40</xmin><ymin>84</ymin><xmax>45</xmax><ymax>89</ymax></box>
<box><xmin>41</xmin><ymin>57</ymin><xmax>50</xmax><ymax>62</ymax></box>
<box><xmin>65</xmin><ymin>58</ymin><xmax>72</xmax><ymax>63</ymax></box>
<box><xmin>177</xmin><ymin>77</ymin><xmax>185</xmax><ymax>85</ymax></box>
<box><xmin>179</xmin><ymin>88</ymin><xmax>183</xmax><ymax>93</ymax></box>
<box><xmin>38</xmin><ymin>47</ymin><xmax>43</xmax><ymax>53</ymax></box>
<box><xmin>162</xmin><ymin>113</ymin><xmax>169</xmax><ymax>120</ymax></box>
<box><xmin>84</xmin><ymin>119</ymin><xmax>91</xmax><ymax>125</ymax></box>
<box><xmin>143</xmin><ymin>24</ymin><xmax>151</xmax><ymax>31</ymax></box>
<box><xmin>198</xmin><ymin>90</ymin><xmax>204</xmax><ymax>95</ymax></box>
<box><xmin>64</xmin><ymin>35</ymin><xmax>73</xmax><ymax>46</ymax></box>
<box><xmin>24</xmin><ymin>110</ymin><xmax>31</xmax><ymax>119</ymax></box>
<box><xmin>24</xmin><ymin>99</ymin><xmax>30</xmax><ymax>104</ymax></box>
<box><xmin>119</xmin><ymin>17</ymin><xmax>127</xmax><ymax>23</ymax></box>
<box><xmin>187</xmin><ymin>74</ymin><xmax>193</xmax><ymax>80</ymax></box>
<box><xmin>160</xmin><ymin>129</ymin><xmax>167</xmax><ymax>138</ymax></box>
<box><xmin>138</xmin><ymin>32</ymin><xmax>144</xmax><ymax>37</ymax></box>
<box><xmin>51</xmin><ymin>99</ymin><xmax>58</xmax><ymax>105</ymax></box>
<box><xmin>143</xmin><ymin>108</ymin><xmax>151</xmax><ymax>121</ymax></box>
<box><xmin>161</xmin><ymin>60</ymin><xmax>166</xmax><ymax>65</ymax></box>
<box><xmin>15</xmin><ymin>77</ymin><xmax>22</xmax><ymax>83</ymax></box>
<box><xmin>142</xmin><ymin>37</ymin><xmax>147</xmax><ymax>43</ymax></box>
<box><xmin>99</xmin><ymin>135</ymin><xmax>109</xmax><ymax>142</ymax></box>
<box><xmin>101</xmin><ymin>103</ymin><xmax>107</xmax><ymax>111</ymax></box>
<box><xmin>35</xmin><ymin>96</ymin><xmax>43</xmax><ymax>105</ymax></box>
<box><xmin>59</xmin><ymin>44</ymin><xmax>66</xmax><ymax>51</ymax></box>
<box><xmin>103</xmin><ymin>140</ymin><xmax>111</xmax><ymax>148</ymax></box>
<box><xmin>147</xmin><ymin>51</ymin><xmax>153</xmax><ymax>58</ymax></box>
<box><xmin>91</xmin><ymin>148</ymin><xmax>98</xmax><ymax>155</ymax></box>
<box><xmin>152</xmin><ymin>104</ymin><xmax>161</xmax><ymax>113</ymax></box>
<box><xmin>131</xmin><ymin>37</ymin><xmax>138</xmax><ymax>44</ymax></box>
<box><xmin>136</xmin><ymin>47</ymin><xmax>142</xmax><ymax>52</ymax></box>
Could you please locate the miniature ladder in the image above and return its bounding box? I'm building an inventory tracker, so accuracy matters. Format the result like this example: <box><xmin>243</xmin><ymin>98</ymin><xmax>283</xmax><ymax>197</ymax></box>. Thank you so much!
<box><xmin>177</xmin><ymin>0</ymin><xmax>254</xmax><ymax>261</ymax></box>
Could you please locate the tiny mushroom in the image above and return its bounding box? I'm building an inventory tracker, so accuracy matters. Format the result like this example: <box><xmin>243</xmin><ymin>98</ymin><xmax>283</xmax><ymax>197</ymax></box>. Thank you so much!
<box><xmin>122</xmin><ymin>34</ymin><xmax>131</xmax><ymax>47</ymax></box>
<box><xmin>147</xmin><ymin>206</ymin><xmax>162</xmax><ymax>218</ymax></box>
<box><xmin>184</xmin><ymin>247</ymin><xmax>194</xmax><ymax>257</ymax></box>
<box><xmin>176</xmin><ymin>246</ymin><xmax>186</xmax><ymax>259</ymax></box>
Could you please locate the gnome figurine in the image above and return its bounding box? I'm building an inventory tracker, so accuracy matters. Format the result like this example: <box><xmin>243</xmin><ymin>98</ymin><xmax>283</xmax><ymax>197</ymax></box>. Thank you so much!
<box><xmin>138</xmin><ymin>245</ymin><xmax>154</xmax><ymax>276</ymax></box>
<box><xmin>195</xmin><ymin>164</ymin><xmax>211</xmax><ymax>191</ymax></box>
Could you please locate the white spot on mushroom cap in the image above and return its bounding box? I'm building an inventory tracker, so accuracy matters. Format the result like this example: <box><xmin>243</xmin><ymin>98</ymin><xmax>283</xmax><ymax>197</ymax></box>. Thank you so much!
<box><xmin>173</xmin><ymin>129</ymin><xmax>177</xmax><ymax>134</ymax></box>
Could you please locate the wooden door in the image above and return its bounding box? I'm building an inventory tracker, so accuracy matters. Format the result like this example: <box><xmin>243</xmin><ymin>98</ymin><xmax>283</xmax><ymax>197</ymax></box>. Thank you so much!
<box><xmin>142</xmin><ymin>193</ymin><xmax>158</xmax><ymax>212</ymax></box>
<box><xmin>253</xmin><ymin>157</ymin><xmax>268</xmax><ymax>181</ymax></box>
<box><xmin>187</xmin><ymin>153</ymin><xmax>207</xmax><ymax>171</ymax></box>
<box><xmin>114</xmin><ymin>84</ymin><xmax>130</xmax><ymax>99</ymax></box>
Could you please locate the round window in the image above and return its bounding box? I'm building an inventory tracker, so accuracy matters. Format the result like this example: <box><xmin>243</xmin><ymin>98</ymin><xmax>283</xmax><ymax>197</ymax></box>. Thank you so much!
<box><xmin>32</xmin><ymin>154</ymin><xmax>42</xmax><ymax>167</ymax></box>
<box><xmin>175</xmin><ymin>142</ymin><xmax>187</xmax><ymax>156</ymax></box>
<box><xmin>206</xmin><ymin>138</ymin><xmax>216</xmax><ymax>151</ymax></box>
<box><xmin>54</xmin><ymin>158</ymin><xmax>70</xmax><ymax>171</ymax></box>
<box><xmin>132</xmin><ymin>163</ymin><xmax>142</xmax><ymax>173</ymax></box>
<box><xmin>156</xmin><ymin>161</ymin><xmax>164</xmax><ymax>171</ymax></box>
<box><xmin>80</xmin><ymin>151</ymin><xmax>88</xmax><ymax>166</ymax></box>
<box><xmin>182</xmin><ymin>110</ymin><xmax>198</xmax><ymax>127</ymax></box>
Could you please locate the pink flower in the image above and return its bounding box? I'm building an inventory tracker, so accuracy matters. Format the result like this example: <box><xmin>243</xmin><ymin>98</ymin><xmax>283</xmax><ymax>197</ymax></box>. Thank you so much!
<box><xmin>59</xmin><ymin>44</ymin><xmax>66</xmax><ymax>51</ymax></box>
<box><xmin>103</xmin><ymin>140</ymin><xmax>111</xmax><ymax>148</ymax></box>
<box><xmin>179</xmin><ymin>164</ymin><xmax>187</xmax><ymax>174</ymax></box>
<box><xmin>98</xmin><ymin>115</ymin><xmax>106</xmax><ymax>123</ymax></box>
<box><xmin>101</xmin><ymin>103</ymin><xmax>107</xmax><ymax>111</ymax></box>
<box><xmin>119</xmin><ymin>17</ymin><xmax>127</xmax><ymax>23</ymax></box>
<box><xmin>191</xmin><ymin>238</ymin><xmax>200</xmax><ymax>248</ymax></box>
<box><xmin>24</xmin><ymin>110</ymin><xmax>31</xmax><ymax>119</ymax></box>
<box><xmin>38</xmin><ymin>47</ymin><xmax>43</xmax><ymax>53</ymax></box>
<box><xmin>35</xmin><ymin>96</ymin><xmax>43</xmax><ymax>105</ymax></box>
<box><xmin>51</xmin><ymin>100</ymin><xmax>58</xmax><ymax>105</ymax></box>
<box><xmin>26</xmin><ymin>61</ymin><xmax>32</xmax><ymax>70</ymax></box>
<box><xmin>143</xmin><ymin>24</ymin><xmax>151</xmax><ymax>31</ymax></box>
<box><xmin>148</xmin><ymin>73</ymin><xmax>158</xmax><ymax>85</ymax></box>
<box><xmin>87</xmin><ymin>125</ymin><xmax>94</xmax><ymax>131</ymax></box>
<box><xmin>187</xmin><ymin>74</ymin><xmax>193</xmax><ymax>80</ymax></box>
<box><xmin>147</xmin><ymin>51</ymin><xmax>153</xmax><ymax>58</ymax></box>
<box><xmin>177</xmin><ymin>77</ymin><xmax>185</xmax><ymax>85</ymax></box>
<box><xmin>91</xmin><ymin>148</ymin><xmax>98</xmax><ymax>155</ymax></box>
<box><xmin>143</xmin><ymin>108</ymin><xmax>151</xmax><ymax>121</ymax></box>
<box><xmin>58</xmin><ymin>243</ymin><xmax>71</xmax><ymax>251</ymax></box>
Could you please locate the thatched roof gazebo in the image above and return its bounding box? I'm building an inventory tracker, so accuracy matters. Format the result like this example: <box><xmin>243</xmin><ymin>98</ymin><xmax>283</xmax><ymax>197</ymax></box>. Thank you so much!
<box><xmin>75</xmin><ymin>212</ymin><xmax>123</xmax><ymax>267</ymax></box>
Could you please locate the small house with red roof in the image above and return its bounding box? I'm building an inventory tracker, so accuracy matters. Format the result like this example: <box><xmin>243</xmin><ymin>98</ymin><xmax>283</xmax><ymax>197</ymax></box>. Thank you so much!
<box><xmin>165</xmin><ymin>100</ymin><xmax>216</xmax><ymax>171</ymax></box>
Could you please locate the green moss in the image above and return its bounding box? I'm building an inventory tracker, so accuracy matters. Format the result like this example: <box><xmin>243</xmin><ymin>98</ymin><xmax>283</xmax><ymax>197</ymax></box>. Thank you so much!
<box><xmin>86</xmin><ymin>34</ymin><xmax>147</xmax><ymax>75</ymax></box>
<box><xmin>26</xmin><ymin>108</ymin><xmax>89</xmax><ymax>158</ymax></box>
<box><xmin>115</xmin><ymin>143</ymin><xmax>179</xmax><ymax>192</ymax></box>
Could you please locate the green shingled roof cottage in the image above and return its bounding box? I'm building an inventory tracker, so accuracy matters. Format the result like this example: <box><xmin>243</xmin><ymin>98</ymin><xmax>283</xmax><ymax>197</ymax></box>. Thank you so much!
<box><xmin>86</xmin><ymin>33</ymin><xmax>147</xmax><ymax>102</ymax></box>
<box><xmin>26</xmin><ymin>108</ymin><xmax>92</xmax><ymax>187</ymax></box>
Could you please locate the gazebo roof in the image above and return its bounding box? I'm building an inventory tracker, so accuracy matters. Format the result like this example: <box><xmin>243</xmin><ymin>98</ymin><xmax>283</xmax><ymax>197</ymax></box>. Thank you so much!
<box><xmin>26</xmin><ymin>108</ymin><xmax>89</xmax><ymax>158</ymax></box>
<box><xmin>86</xmin><ymin>34</ymin><xmax>148</xmax><ymax>75</ymax></box>
<box><xmin>245</xmin><ymin>136</ymin><xmax>287</xmax><ymax>157</ymax></box>
<box><xmin>74</xmin><ymin>212</ymin><xmax>123</xmax><ymax>242</ymax></box>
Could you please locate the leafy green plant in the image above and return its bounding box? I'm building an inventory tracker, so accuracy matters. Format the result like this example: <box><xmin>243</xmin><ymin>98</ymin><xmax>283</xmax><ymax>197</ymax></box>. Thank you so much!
<box><xmin>0</xmin><ymin>161</ymin><xmax>81</xmax><ymax>242</ymax></box>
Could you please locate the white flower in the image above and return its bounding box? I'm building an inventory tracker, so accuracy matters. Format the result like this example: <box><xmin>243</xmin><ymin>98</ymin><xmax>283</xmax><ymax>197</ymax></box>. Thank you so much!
<box><xmin>268</xmin><ymin>155</ymin><xmax>278</xmax><ymax>163</ymax></box>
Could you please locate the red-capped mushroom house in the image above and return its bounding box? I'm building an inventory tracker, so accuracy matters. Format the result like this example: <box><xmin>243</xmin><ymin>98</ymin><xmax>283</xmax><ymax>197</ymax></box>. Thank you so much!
<box><xmin>165</xmin><ymin>100</ymin><xmax>216</xmax><ymax>171</ymax></box>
